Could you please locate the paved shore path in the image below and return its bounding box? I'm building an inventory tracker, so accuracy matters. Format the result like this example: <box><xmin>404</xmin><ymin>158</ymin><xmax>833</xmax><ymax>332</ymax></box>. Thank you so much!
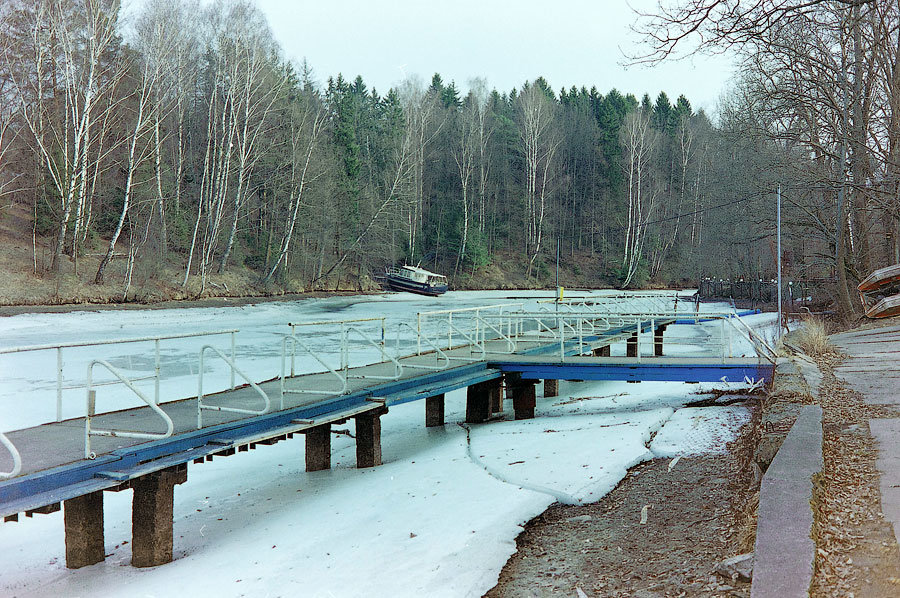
<box><xmin>831</xmin><ymin>324</ymin><xmax>900</xmax><ymax>545</ymax></box>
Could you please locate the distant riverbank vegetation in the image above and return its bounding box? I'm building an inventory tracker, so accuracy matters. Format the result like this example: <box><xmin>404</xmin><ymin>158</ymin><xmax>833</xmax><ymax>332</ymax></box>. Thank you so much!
<box><xmin>1</xmin><ymin>0</ymin><xmax>884</xmax><ymax>309</ymax></box>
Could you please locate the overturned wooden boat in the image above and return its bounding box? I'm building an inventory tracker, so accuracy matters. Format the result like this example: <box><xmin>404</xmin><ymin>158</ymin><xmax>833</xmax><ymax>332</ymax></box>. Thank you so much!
<box><xmin>380</xmin><ymin>265</ymin><xmax>448</xmax><ymax>296</ymax></box>
<box><xmin>858</xmin><ymin>263</ymin><xmax>900</xmax><ymax>318</ymax></box>
<box><xmin>863</xmin><ymin>294</ymin><xmax>900</xmax><ymax>319</ymax></box>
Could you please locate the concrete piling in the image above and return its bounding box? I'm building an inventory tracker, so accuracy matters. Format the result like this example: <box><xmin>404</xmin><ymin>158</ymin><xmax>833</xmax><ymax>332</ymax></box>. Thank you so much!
<box><xmin>355</xmin><ymin>407</ymin><xmax>387</xmax><ymax>468</ymax></box>
<box><xmin>626</xmin><ymin>333</ymin><xmax>638</xmax><ymax>358</ymax></box>
<box><xmin>64</xmin><ymin>491</ymin><xmax>106</xmax><ymax>569</ymax></box>
<box><xmin>466</xmin><ymin>381</ymin><xmax>492</xmax><ymax>423</ymax></box>
<box><xmin>425</xmin><ymin>394</ymin><xmax>445</xmax><ymax>427</ymax></box>
<box><xmin>131</xmin><ymin>465</ymin><xmax>187</xmax><ymax>568</ymax></box>
<box><xmin>510</xmin><ymin>381</ymin><xmax>537</xmax><ymax>420</ymax></box>
<box><xmin>544</xmin><ymin>378</ymin><xmax>559</xmax><ymax>398</ymax></box>
<box><xmin>654</xmin><ymin>324</ymin><xmax>668</xmax><ymax>356</ymax></box>
<box><xmin>304</xmin><ymin>424</ymin><xmax>332</xmax><ymax>472</ymax></box>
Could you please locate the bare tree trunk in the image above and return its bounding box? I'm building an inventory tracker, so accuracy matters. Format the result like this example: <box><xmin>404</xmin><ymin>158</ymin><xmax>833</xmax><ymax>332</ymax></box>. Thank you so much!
<box><xmin>263</xmin><ymin>107</ymin><xmax>325</xmax><ymax>283</ymax></box>
<box><xmin>153</xmin><ymin>113</ymin><xmax>167</xmax><ymax>255</ymax></box>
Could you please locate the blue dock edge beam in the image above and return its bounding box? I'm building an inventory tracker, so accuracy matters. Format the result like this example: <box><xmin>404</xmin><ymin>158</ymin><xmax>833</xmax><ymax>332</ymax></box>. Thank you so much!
<box><xmin>487</xmin><ymin>360</ymin><xmax>774</xmax><ymax>384</ymax></box>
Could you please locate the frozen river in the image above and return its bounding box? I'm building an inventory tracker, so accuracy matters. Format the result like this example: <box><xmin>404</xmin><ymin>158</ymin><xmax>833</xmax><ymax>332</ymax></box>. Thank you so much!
<box><xmin>0</xmin><ymin>290</ymin><xmax>777</xmax><ymax>597</ymax></box>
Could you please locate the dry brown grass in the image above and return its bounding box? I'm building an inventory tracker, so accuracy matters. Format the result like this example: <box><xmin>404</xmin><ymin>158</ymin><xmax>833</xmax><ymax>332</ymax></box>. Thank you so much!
<box><xmin>794</xmin><ymin>316</ymin><xmax>832</xmax><ymax>357</ymax></box>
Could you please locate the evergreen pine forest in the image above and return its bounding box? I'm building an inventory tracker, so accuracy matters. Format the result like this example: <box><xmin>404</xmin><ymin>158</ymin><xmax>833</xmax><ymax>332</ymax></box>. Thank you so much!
<box><xmin>3</xmin><ymin>0</ymin><xmax>890</xmax><ymax>305</ymax></box>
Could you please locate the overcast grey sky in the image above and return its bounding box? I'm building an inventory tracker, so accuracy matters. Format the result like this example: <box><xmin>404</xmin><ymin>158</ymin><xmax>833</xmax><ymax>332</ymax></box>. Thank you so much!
<box><xmin>255</xmin><ymin>0</ymin><xmax>735</xmax><ymax>112</ymax></box>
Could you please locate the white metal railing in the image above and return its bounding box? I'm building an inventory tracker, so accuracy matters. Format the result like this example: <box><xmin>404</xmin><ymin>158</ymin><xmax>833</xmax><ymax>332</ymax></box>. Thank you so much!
<box><xmin>537</xmin><ymin>292</ymin><xmax>685</xmax><ymax>315</ymax></box>
<box><xmin>445</xmin><ymin>318</ymin><xmax>487</xmax><ymax>362</ymax></box>
<box><xmin>343</xmin><ymin>326</ymin><xmax>402</xmax><ymax>380</ymax></box>
<box><xmin>416</xmin><ymin>303</ymin><xmax>524</xmax><ymax>354</ymax></box>
<box><xmin>446</xmin><ymin>308</ymin><xmax>767</xmax><ymax>363</ymax></box>
<box><xmin>0</xmin><ymin>431</ymin><xmax>22</xmax><ymax>478</ymax></box>
<box><xmin>474</xmin><ymin>315</ymin><xmax>518</xmax><ymax>354</ymax></box>
<box><xmin>726</xmin><ymin>314</ymin><xmax>778</xmax><ymax>363</ymax></box>
<box><xmin>281</xmin><ymin>334</ymin><xmax>348</xmax><ymax>398</ymax></box>
<box><xmin>196</xmin><ymin>345</ymin><xmax>271</xmax><ymax>428</ymax></box>
<box><xmin>84</xmin><ymin>360</ymin><xmax>175</xmax><ymax>459</ymax></box>
<box><xmin>478</xmin><ymin>311</ymin><xmax>625</xmax><ymax>361</ymax></box>
<box><xmin>393</xmin><ymin>322</ymin><xmax>450</xmax><ymax>371</ymax></box>
<box><xmin>0</xmin><ymin>329</ymin><xmax>238</xmax><ymax>423</ymax></box>
<box><xmin>288</xmin><ymin>317</ymin><xmax>386</xmax><ymax>375</ymax></box>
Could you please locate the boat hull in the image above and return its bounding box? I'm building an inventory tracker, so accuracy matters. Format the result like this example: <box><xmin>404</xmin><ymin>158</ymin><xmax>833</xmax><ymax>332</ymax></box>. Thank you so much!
<box><xmin>858</xmin><ymin>263</ymin><xmax>900</xmax><ymax>292</ymax></box>
<box><xmin>858</xmin><ymin>263</ymin><xmax>900</xmax><ymax>317</ymax></box>
<box><xmin>865</xmin><ymin>294</ymin><xmax>900</xmax><ymax>318</ymax></box>
<box><xmin>382</xmin><ymin>277</ymin><xmax>448</xmax><ymax>296</ymax></box>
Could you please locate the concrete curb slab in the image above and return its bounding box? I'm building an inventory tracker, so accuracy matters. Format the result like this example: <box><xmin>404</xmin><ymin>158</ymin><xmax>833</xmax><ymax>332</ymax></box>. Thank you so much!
<box><xmin>751</xmin><ymin>404</ymin><xmax>822</xmax><ymax>598</ymax></box>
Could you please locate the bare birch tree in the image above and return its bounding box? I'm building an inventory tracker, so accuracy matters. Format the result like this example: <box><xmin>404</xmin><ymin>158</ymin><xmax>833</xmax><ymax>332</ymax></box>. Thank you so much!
<box><xmin>315</xmin><ymin>100</ymin><xmax>419</xmax><ymax>282</ymax></box>
<box><xmin>467</xmin><ymin>77</ymin><xmax>494</xmax><ymax>233</ymax></box>
<box><xmin>95</xmin><ymin>0</ymin><xmax>178</xmax><ymax>283</ymax></box>
<box><xmin>184</xmin><ymin>0</ymin><xmax>285</xmax><ymax>293</ymax></box>
<box><xmin>7</xmin><ymin>0</ymin><xmax>124</xmax><ymax>273</ymax></box>
<box><xmin>621</xmin><ymin>108</ymin><xmax>658</xmax><ymax>287</ymax></box>
<box><xmin>397</xmin><ymin>76</ymin><xmax>443</xmax><ymax>260</ymax></box>
<box><xmin>518</xmin><ymin>81</ymin><xmax>559</xmax><ymax>276</ymax></box>
<box><xmin>0</xmin><ymin>5</ymin><xmax>21</xmax><ymax>208</ymax></box>
<box><xmin>453</xmin><ymin>91</ymin><xmax>480</xmax><ymax>274</ymax></box>
<box><xmin>263</xmin><ymin>94</ymin><xmax>327</xmax><ymax>283</ymax></box>
<box><xmin>216</xmin><ymin>3</ymin><xmax>287</xmax><ymax>273</ymax></box>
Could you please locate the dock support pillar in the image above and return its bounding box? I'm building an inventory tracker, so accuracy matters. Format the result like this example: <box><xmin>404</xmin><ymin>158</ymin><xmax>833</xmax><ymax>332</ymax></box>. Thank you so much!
<box><xmin>593</xmin><ymin>345</ymin><xmax>611</xmax><ymax>357</ymax></box>
<box><xmin>510</xmin><ymin>380</ymin><xmax>537</xmax><ymax>420</ymax></box>
<box><xmin>654</xmin><ymin>324</ymin><xmax>668</xmax><ymax>356</ymax></box>
<box><xmin>355</xmin><ymin>407</ymin><xmax>387</xmax><ymax>468</ymax></box>
<box><xmin>64</xmin><ymin>491</ymin><xmax>106</xmax><ymax>569</ymax></box>
<box><xmin>304</xmin><ymin>424</ymin><xmax>332</xmax><ymax>472</ymax></box>
<box><xmin>131</xmin><ymin>464</ymin><xmax>187</xmax><ymax>568</ymax></box>
<box><xmin>466</xmin><ymin>381</ymin><xmax>492</xmax><ymax>423</ymax></box>
<box><xmin>425</xmin><ymin>394</ymin><xmax>445</xmax><ymax>427</ymax></box>
<box><xmin>626</xmin><ymin>333</ymin><xmax>638</xmax><ymax>358</ymax></box>
<box><xmin>490</xmin><ymin>379</ymin><xmax>504</xmax><ymax>414</ymax></box>
<box><xmin>544</xmin><ymin>379</ymin><xmax>559</xmax><ymax>398</ymax></box>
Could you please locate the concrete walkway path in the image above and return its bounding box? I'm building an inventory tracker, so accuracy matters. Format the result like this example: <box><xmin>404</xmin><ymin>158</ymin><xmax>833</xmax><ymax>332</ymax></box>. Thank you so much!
<box><xmin>831</xmin><ymin>325</ymin><xmax>900</xmax><ymax>546</ymax></box>
<box><xmin>831</xmin><ymin>325</ymin><xmax>900</xmax><ymax>405</ymax></box>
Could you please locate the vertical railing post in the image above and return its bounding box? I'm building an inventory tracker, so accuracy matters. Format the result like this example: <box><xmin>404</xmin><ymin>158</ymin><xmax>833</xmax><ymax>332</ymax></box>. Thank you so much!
<box><xmin>476</xmin><ymin>310</ymin><xmax>482</xmax><ymax>350</ymax></box>
<box><xmin>448</xmin><ymin>313</ymin><xmax>453</xmax><ymax>350</ymax></box>
<box><xmin>380</xmin><ymin>318</ymin><xmax>386</xmax><ymax>362</ymax></box>
<box><xmin>578</xmin><ymin>318</ymin><xmax>584</xmax><ymax>355</ymax></box>
<box><xmin>84</xmin><ymin>362</ymin><xmax>95</xmax><ymax>459</ymax></box>
<box><xmin>721</xmin><ymin>318</ymin><xmax>728</xmax><ymax>362</ymax></box>
<box><xmin>416</xmin><ymin>313</ymin><xmax>422</xmax><ymax>356</ymax></box>
<box><xmin>728</xmin><ymin>317</ymin><xmax>733</xmax><ymax>357</ymax></box>
<box><xmin>154</xmin><ymin>339</ymin><xmax>161</xmax><ymax>404</ymax></box>
<box><xmin>230</xmin><ymin>332</ymin><xmax>236</xmax><ymax>389</ymax></box>
<box><xmin>280</xmin><ymin>337</ymin><xmax>288</xmax><ymax>402</ymax></box>
<box><xmin>559</xmin><ymin>315</ymin><xmax>565</xmax><ymax>360</ymax></box>
<box><xmin>56</xmin><ymin>347</ymin><xmax>63</xmax><ymax>422</ymax></box>
<box><xmin>636</xmin><ymin>321</ymin><xmax>642</xmax><ymax>363</ymax></box>
<box><xmin>197</xmin><ymin>349</ymin><xmax>205</xmax><ymax>428</ymax></box>
<box><xmin>341</xmin><ymin>322</ymin><xmax>348</xmax><ymax>372</ymax></box>
<box><xmin>290</xmin><ymin>326</ymin><xmax>297</xmax><ymax>377</ymax></box>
